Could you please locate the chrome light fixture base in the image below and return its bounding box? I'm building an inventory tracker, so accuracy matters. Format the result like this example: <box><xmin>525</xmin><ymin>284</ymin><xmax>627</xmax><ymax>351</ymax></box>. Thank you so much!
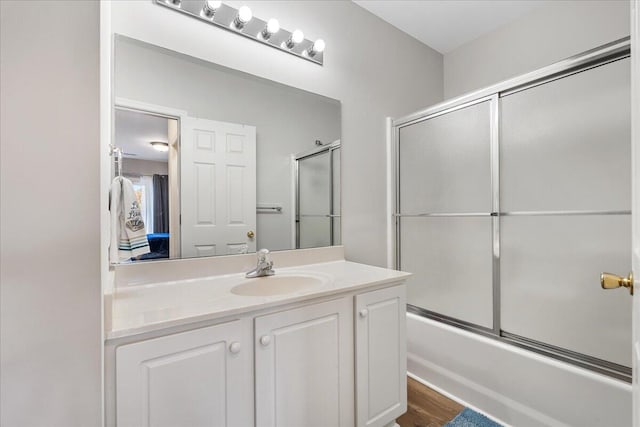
<box><xmin>154</xmin><ymin>0</ymin><xmax>324</xmax><ymax>66</ymax></box>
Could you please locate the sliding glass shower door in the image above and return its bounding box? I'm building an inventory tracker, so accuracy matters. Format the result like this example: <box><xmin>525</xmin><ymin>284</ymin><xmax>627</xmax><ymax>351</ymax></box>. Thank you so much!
<box><xmin>499</xmin><ymin>57</ymin><xmax>631</xmax><ymax>368</ymax></box>
<box><xmin>398</xmin><ymin>100</ymin><xmax>494</xmax><ymax>329</ymax></box>
<box><xmin>396</xmin><ymin>52</ymin><xmax>631</xmax><ymax>378</ymax></box>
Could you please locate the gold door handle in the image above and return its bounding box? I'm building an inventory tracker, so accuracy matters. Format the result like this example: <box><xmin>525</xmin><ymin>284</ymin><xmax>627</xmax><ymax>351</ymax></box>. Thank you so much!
<box><xmin>600</xmin><ymin>272</ymin><xmax>634</xmax><ymax>295</ymax></box>
<box><xmin>247</xmin><ymin>230</ymin><xmax>255</xmax><ymax>239</ymax></box>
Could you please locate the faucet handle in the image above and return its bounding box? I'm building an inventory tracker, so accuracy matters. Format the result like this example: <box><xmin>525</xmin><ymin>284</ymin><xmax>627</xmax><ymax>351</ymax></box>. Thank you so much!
<box><xmin>257</xmin><ymin>248</ymin><xmax>270</xmax><ymax>263</ymax></box>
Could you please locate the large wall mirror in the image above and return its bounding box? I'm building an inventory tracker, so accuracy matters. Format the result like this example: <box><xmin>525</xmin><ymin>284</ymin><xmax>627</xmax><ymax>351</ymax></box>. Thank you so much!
<box><xmin>112</xmin><ymin>35</ymin><xmax>341</xmax><ymax>263</ymax></box>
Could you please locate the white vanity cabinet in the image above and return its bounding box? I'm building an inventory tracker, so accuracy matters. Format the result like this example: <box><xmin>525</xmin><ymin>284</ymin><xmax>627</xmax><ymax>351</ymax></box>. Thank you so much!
<box><xmin>115</xmin><ymin>319</ymin><xmax>253</xmax><ymax>427</ymax></box>
<box><xmin>254</xmin><ymin>297</ymin><xmax>354</xmax><ymax>427</ymax></box>
<box><xmin>112</xmin><ymin>281</ymin><xmax>407</xmax><ymax>427</ymax></box>
<box><xmin>355</xmin><ymin>285</ymin><xmax>407</xmax><ymax>427</ymax></box>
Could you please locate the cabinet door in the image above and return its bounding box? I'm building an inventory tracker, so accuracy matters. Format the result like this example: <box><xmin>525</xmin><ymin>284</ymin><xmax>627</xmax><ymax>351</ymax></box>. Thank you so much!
<box><xmin>355</xmin><ymin>285</ymin><xmax>407</xmax><ymax>427</ymax></box>
<box><xmin>116</xmin><ymin>320</ymin><xmax>252</xmax><ymax>427</ymax></box>
<box><xmin>255</xmin><ymin>298</ymin><xmax>354</xmax><ymax>427</ymax></box>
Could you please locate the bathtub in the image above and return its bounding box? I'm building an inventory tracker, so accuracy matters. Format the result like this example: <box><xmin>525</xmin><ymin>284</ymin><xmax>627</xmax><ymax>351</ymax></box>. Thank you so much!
<box><xmin>407</xmin><ymin>314</ymin><xmax>632</xmax><ymax>426</ymax></box>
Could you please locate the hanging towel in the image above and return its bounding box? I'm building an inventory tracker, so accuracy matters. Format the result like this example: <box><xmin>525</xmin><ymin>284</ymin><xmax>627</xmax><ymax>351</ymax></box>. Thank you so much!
<box><xmin>109</xmin><ymin>176</ymin><xmax>150</xmax><ymax>263</ymax></box>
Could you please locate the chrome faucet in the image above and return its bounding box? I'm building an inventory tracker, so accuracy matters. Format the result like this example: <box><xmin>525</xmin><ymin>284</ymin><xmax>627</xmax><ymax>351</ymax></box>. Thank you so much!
<box><xmin>246</xmin><ymin>249</ymin><xmax>275</xmax><ymax>278</ymax></box>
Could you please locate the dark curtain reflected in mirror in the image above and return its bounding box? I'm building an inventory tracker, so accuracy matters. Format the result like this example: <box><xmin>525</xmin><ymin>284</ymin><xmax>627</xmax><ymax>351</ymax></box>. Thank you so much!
<box><xmin>153</xmin><ymin>174</ymin><xmax>169</xmax><ymax>233</ymax></box>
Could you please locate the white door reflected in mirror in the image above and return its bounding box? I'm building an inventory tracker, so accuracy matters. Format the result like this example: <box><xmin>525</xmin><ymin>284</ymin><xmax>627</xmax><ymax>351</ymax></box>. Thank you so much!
<box><xmin>181</xmin><ymin>117</ymin><xmax>256</xmax><ymax>258</ymax></box>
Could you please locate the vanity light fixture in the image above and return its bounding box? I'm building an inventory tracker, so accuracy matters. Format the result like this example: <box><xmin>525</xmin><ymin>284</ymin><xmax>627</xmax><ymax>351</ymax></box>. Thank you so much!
<box><xmin>261</xmin><ymin>18</ymin><xmax>280</xmax><ymax>40</ymax></box>
<box><xmin>285</xmin><ymin>29</ymin><xmax>304</xmax><ymax>49</ymax></box>
<box><xmin>307</xmin><ymin>39</ymin><xmax>325</xmax><ymax>57</ymax></box>
<box><xmin>202</xmin><ymin>0</ymin><xmax>221</xmax><ymax>18</ymax></box>
<box><xmin>233</xmin><ymin>5</ymin><xmax>252</xmax><ymax>30</ymax></box>
<box><xmin>150</xmin><ymin>141</ymin><xmax>170</xmax><ymax>152</ymax></box>
<box><xmin>153</xmin><ymin>0</ymin><xmax>325</xmax><ymax>65</ymax></box>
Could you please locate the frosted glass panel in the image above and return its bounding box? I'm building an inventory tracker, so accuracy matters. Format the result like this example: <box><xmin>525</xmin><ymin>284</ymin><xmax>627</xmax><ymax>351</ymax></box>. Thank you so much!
<box><xmin>401</xmin><ymin>217</ymin><xmax>493</xmax><ymax>328</ymax></box>
<box><xmin>299</xmin><ymin>152</ymin><xmax>330</xmax><ymax>215</ymax></box>
<box><xmin>501</xmin><ymin>58</ymin><xmax>631</xmax><ymax>212</ymax></box>
<box><xmin>399</xmin><ymin>101</ymin><xmax>491</xmax><ymax>214</ymax></box>
<box><xmin>299</xmin><ymin>216</ymin><xmax>330</xmax><ymax>249</ymax></box>
<box><xmin>501</xmin><ymin>215</ymin><xmax>631</xmax><ymax>366</ymax></box>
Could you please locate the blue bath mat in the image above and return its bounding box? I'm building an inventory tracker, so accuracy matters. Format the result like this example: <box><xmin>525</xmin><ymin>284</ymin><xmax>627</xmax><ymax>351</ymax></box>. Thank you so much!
<box><xmin>444</xmin><ymin>408</ymin><xmax>502</xmax><ymax>427</ymax></box>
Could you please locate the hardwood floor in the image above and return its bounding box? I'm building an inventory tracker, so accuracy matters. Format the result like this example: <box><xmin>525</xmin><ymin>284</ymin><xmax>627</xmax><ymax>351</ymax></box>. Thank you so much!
<box><xmin>397</xmin><ymin>377</ymin><xmax>464</xmax><ymax>427</ymax></box>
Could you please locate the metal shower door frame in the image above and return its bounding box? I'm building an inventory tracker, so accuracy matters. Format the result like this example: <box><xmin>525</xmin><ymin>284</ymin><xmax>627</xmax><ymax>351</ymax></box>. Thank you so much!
<box><xmin>391</xmin><ymin>37</ymin><xmax>632</xmax><ymax>381</ymax></box>
<box><xmin>294</xmin><ymin>140</ymin><xmax>341</xmax><ymax>249</ymax></box>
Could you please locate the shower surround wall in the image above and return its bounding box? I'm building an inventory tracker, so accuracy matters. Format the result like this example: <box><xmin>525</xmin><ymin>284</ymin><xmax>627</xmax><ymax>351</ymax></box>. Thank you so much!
<box><xmin>444</xmin><ymin>0</ymin><xmax>630</xmax><ymax>98</ymax></box>
<box><xmin>405</xmin><ymin>2</ymin><xmax>633</xmax><ymax>426</ymax></box>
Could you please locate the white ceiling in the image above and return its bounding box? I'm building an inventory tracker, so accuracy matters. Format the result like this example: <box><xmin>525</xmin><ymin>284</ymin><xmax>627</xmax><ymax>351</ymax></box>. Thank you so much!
<box><xmin>115</xmin><ymin>109</ymin><xmax>171</xmax><ymax>162</ymax></box>
<box><xmin>353</xmin><ymin>0</ymin><xmax>546</xmax><ymax>54</ymax></box>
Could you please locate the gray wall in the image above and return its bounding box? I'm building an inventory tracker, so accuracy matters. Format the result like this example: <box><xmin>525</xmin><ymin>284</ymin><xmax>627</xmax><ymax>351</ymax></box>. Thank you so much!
<box><xmin>111</xmin><ymin>0</ymin><xmax>444</xmax><ymax>267</ymax></box>
<box><xmin>0</xmin><ymin>1</ymin><xmax>102</xmax><ymax>426</ymax></box>
<box><xmin>444</xmin><ymin>0</ymin><xmax>630</xmax><ymax>98</ymax></box>
<box><xmin>115</xmin><ymin>37</ymin><xmax>341</xmax><ymax>251</ymax></box>
<box><xmin>122</xmin><ymin>158</ymin><xmax>169</xmax><ymax>177</ymax></box>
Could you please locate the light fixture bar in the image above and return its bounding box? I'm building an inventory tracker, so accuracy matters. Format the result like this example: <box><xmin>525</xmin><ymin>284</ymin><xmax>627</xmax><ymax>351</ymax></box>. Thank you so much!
<box><xmin>154</xmin><ymin>0</ymin><xmax>325</xmax><ymax>66</ymax></box>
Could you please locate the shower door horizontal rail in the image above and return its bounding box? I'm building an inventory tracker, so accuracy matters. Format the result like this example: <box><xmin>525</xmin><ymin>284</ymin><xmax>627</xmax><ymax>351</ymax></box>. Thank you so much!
<box><xmin>394</xmin><ymin>212</ymin><xmax>493</xmax><ymax>218</ymax></box>
<box><xmin>501</xmin><ymin>331</ymin><xmax>632</xmax><ymax>380</ymax></box>
<box><xmin>500</xmin><ymin>210</ymin><xmax>631</xmax><ymax>216</ymax></box>
<box><xmin>395</xmin><ymin>211</ymin><xmax>630</xmax><ymax>217</ymax></box>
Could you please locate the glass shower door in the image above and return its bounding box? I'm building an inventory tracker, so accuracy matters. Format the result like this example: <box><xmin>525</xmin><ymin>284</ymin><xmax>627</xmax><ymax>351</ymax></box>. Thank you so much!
<box><xmin>398</xmin><ymin>99</ymin><xmax>495</xmax><ymax>329</ymax></box>
<box><xmin>500</xmin><ymin>57</ymin><xmax>631</xmax><ymax>368</ymax></box>
<box><xmin>395</xmin><ymin>51</ymin><xmax>631</xmax><ymax>378</ymax></box>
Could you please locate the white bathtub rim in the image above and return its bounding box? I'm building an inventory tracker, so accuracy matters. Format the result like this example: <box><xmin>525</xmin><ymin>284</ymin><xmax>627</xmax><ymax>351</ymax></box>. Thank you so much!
<box><xmin>408</xmin><ymin>313</ymin><xmax>631</xmax><ymax>390</ymax></box>
<box><xmin>407</xmin><ymin>314</ymin><xmax>632</xmax><ymax>426</ymax></box>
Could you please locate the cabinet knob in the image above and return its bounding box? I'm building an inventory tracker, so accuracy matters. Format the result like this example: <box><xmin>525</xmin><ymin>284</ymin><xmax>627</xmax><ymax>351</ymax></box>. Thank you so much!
<box><xmin>359</xmin><ymin>309</ymin><xmax>369</xmax><ymax>318</ymax></box>
<box><xmin>260</xmin><ymin>335</ymin><xmax>271</xmax><ymax>346</ymax></box>
<box><xmin>229</xmin><ymin>341</ymin><xmax>241</xmax><ymax>354</ymax></box>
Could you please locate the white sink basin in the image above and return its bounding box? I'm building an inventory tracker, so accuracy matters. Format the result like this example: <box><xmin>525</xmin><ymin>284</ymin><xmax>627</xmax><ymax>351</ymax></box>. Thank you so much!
<box><xmin>230</xmin><ymin>273</ymin><xmax>329</xmax><ymax>297</ymax></box>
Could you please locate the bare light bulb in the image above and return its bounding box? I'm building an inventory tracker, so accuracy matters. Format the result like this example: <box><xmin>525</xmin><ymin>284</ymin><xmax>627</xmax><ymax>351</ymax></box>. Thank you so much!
<box><xmin>233</xmin><ymin>5</ymin><xmax>252</xmax><ymax>29</ymax></box>
<box><xmin>291</xmin><ymin>29</ymin><xmax>304</xmax><ymax>44</ymax></box>
<box><xmin>202</xmin><ymin>0</ymin><xmax>221</xmax><ymax>18</ymax></box>
<box><xmin>286</xmin><ymin>29</ymin><xmax>304</xmax><ymax>49</ymax></box>
<box><xmin>308</xmin><ymin>39</ymin><xmax>325</xmax><ymax>57</ymax></box>
<box><xmin>261</xmin><ymin>18</ymin><xmax>280</xmax><ymax>39</ymax></box>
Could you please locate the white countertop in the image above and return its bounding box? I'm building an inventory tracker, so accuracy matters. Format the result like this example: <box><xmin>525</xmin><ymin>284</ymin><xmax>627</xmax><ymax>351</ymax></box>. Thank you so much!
<box><xmin>107</xmin><ymin>260</ymin><xmax>410</xmax><ymax>340</ymax></box>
